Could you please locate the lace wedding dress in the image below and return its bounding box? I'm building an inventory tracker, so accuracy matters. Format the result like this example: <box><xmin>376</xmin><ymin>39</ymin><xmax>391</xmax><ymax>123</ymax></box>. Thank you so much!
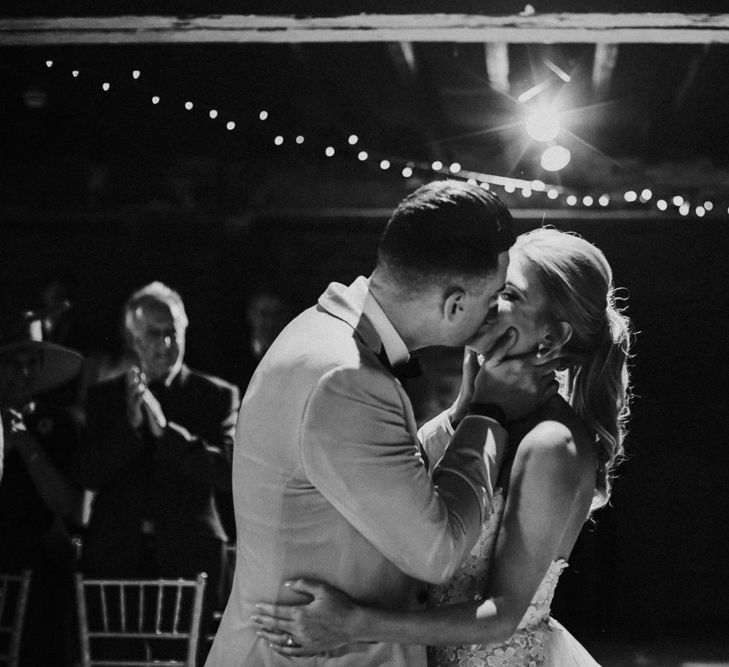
<box><xmin>427</xmin><ymin>491</ymin><xmax>600</xmax><ymax>667</ymax></box>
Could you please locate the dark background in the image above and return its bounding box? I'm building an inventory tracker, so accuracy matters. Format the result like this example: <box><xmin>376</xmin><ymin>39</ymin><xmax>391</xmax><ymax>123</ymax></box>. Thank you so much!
<box><xmin>2</xmin><ymin>34</ymin><xmax>729</xmax><ymax>660</ymax></box>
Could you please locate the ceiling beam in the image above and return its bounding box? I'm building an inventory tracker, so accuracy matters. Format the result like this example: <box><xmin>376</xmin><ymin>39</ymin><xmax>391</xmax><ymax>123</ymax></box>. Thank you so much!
<box><xmin>3</xmin><ymin>13</ymin><xmax>729</xmax><ymax>45</ymax></box>
<box><xmin>591</xmin><ymin>43</ymin><xmax>619</xmax><ymax>98</ymax></box>
<box><xmin>485</xmin><ymin>42</ymin><xmax>510</xmax><ymax>94</ymax></box>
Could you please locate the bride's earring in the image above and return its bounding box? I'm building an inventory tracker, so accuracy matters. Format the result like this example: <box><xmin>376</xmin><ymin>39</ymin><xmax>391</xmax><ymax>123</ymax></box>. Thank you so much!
<box><xmin>536</xmin><ymin>342</ymin><xmax>548</xmax><ymax>358</ymax></box>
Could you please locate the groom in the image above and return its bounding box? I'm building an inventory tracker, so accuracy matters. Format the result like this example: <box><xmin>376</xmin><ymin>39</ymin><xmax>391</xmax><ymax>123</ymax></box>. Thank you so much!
<box><xmin>207</xmin><ymin>180</ymin><xmax>557</xmax><ymax>666</ymax></box>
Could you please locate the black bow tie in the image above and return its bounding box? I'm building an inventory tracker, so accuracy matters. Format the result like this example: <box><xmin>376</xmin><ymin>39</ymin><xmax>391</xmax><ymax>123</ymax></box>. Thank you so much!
<box><xmin>378</xmin><ymin>348</ymin><xmax>422</xmax><ymax>382</ymax></box>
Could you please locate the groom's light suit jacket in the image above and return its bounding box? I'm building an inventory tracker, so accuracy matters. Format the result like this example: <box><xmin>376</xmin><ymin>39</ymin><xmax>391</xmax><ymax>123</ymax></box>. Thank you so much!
<box><xmin>206</xmin><ymin>277</ymin><xmax>505</xmax><ymax>666</ymax></box>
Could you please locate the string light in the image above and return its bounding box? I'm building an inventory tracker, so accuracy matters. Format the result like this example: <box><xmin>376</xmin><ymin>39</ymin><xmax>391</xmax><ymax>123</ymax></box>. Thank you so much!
<box><xmin>37</xmin><ymin>57</ymin><xmax>729</xmax><ymax>220</ymax></box>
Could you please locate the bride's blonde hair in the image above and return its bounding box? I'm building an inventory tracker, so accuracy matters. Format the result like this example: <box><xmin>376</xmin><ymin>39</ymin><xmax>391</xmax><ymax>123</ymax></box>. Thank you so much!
<box><xmin>513</xmin><ymin>229</ymin><xmax>633</xmax><ymax>509</ymax></box>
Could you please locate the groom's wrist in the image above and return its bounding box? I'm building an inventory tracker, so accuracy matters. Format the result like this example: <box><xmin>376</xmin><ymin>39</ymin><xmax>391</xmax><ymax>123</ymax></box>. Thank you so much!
<box><xmin>466</xmin><ymin>402</ymin><xmax>507</xmax><ymax>427</ymax></box>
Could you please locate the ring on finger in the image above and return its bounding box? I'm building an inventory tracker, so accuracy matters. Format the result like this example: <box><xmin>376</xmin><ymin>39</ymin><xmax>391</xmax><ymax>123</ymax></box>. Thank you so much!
<box><xmin>286</xmin><ymin>634</ymin><xmax>296</xmax><ymax>646</ymax></box>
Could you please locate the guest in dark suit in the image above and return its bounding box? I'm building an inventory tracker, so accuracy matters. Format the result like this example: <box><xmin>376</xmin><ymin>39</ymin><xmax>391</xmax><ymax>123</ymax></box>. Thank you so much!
<box><xmin>77</xmin><ymin>281</ymin><xmax>240</xmax><ymax>646</ymax></box>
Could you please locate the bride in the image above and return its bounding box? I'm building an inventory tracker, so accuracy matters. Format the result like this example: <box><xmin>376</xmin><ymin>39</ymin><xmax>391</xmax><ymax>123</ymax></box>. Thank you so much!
<box><xmin>251</xmin><ymin>228</ymin><xmax>633</xmax><ymax>666</ymax></box>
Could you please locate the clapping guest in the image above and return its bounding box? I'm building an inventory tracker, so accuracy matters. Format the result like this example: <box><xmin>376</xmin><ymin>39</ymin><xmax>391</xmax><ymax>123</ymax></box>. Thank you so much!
<box><xmin>77</xmin><ymin>282</ymin><xmax>240</xmax><ymax>649</ymax></box>
<box><xmin>0</xmin><ymin>307</ymin><xmax>85</xmax><ymax>667</ymax></box>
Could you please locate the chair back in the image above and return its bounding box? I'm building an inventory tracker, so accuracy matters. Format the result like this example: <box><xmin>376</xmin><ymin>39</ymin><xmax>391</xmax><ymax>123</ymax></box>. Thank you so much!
<box><xmin>0</xmin><ymin>570</ymin><xmax>32</xmax><ymax>667</ymax></box>
<box><xmin>75</xmin><ymin>573</ymin><xmax>207</xmax><ymax>667</ymax></box>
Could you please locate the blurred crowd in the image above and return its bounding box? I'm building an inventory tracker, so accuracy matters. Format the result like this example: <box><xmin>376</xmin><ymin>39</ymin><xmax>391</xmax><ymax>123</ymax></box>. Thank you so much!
<box><xmin>0</xmin><ymin>276</ymin><xmax>291</xmax><ymax>666</ymax></box>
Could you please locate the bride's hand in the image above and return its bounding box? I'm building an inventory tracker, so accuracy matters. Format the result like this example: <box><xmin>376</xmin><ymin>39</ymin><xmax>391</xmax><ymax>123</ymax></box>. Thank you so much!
<box><xmin>251</xmin><ymin>578</ymin><xmax>363</xmax><ymax>656</ymax></box>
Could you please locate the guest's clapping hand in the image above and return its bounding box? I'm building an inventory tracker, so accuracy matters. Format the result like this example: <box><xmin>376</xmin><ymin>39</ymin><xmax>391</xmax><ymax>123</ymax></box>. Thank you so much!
<box><xmin>252</xmin><ymin>579</ymin><xmax>362</xmax><ymax>656</ymax></box>
<box><xmin>125</xmin><ymin>366</ymin><xmax>147</xmax><ymax>431</ymax></box>
<box><xmin>125</xmin><ymin>366</ymin><xmax>166</xmax><ymax>437</ymax></box>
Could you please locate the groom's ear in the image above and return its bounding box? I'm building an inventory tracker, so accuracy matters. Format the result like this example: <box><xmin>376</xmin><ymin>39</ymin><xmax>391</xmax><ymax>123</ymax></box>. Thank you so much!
<box><xmin>442</xmin><ymin>287</ymin><xmax>466</xmax><ymax>322</ymax></box>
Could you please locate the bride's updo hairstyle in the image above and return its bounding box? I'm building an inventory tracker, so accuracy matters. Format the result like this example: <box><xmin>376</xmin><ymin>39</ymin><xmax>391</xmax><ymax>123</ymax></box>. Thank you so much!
<box><xmin>513</xmin><ymin>228</ymin><xmax>632</xmax><ymax>508</ymax></box>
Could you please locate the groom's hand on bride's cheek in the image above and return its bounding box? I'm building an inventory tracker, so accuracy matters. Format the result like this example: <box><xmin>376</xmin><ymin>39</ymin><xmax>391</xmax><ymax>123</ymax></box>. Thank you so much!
<box><xmin>472</xmin><ymin>329</ymin><xmax>559</xmax><ymax>422</ymax></box>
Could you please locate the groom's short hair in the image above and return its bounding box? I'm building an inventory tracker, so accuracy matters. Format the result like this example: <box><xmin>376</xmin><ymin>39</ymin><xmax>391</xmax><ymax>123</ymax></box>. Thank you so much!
<box><xmin>376</xmin><ymin>179</ymin><xmax>515</xmax><ymax>290</ymax></box>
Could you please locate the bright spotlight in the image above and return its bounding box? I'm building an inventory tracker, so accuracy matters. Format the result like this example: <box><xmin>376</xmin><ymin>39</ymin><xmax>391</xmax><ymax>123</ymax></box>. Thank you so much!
<box><xmin>526</xmin><ymin>111</ymin><xmax>560</xmax><ymax>142</ymax></box>
<box><xmin>624</xmin><ymin>191</ymin><xmax>637</xmax><ymax>203</ymax></box>
<box><xmin>657</xmin><ymin>199</ymin><xmax>668</xmax><ymax>211</ymax></box>
<box><xmin>599</xmin><ymin>194</ymin><xmax>610</xmax><ymax>207</ymax></box>
<box><xmin>547</xmin><ymin>189</ymin><xmax>559</xmax><ymax>200</ymax></box>
<box><xmin>540</xmin><ymin>145</ymin><xmax>571</xmax><ymax>172</ymax></box>
<box><xmin>566</xmin><ymin>195</ymin><xmax>577</xmax><ymax>206</ymax></box>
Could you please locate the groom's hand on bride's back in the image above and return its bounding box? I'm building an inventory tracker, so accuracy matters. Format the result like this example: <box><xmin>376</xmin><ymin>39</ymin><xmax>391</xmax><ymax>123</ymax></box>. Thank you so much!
<box><xmin>473</xmin><ymin>328</ymin><xmax>561</xmax><ymax>423</ymax></box>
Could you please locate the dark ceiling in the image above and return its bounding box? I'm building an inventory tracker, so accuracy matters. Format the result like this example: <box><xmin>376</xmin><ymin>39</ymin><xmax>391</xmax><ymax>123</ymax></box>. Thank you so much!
<box><xmin>2</xmin><ymin>7</ymin><xmax>729</xmax><ymax>216</ymax></box>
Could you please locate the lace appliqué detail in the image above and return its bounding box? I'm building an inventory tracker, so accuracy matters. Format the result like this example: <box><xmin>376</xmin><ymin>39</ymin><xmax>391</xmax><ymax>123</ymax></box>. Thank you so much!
<box><xmin>428</xmin><ymin>556</ymin><xmax>569</xmax><ymax>667</ymax></box>
<box><xmin>429</xmin><ymin>491</ymin><xmax>505</xmax><ymax>610</ymax></box>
